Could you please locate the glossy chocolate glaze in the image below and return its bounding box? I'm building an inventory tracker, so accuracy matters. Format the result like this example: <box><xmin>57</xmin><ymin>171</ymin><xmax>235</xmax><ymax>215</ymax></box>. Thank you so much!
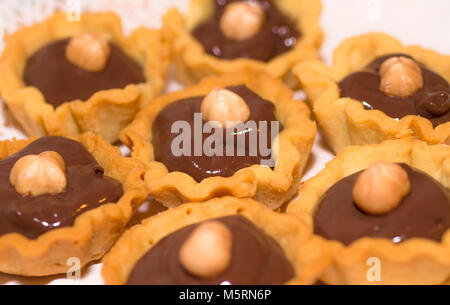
<box><xmin>339</xmin><ymin>54</ymin><xmax>450</xmax><ymax>127</ymax></box>
<box><xmin>126</xmin><ymin>215</ymin><xmax>295</xmax><ymax>285</ymax></box>
<box><xmin>152</xmin><ymin>85</ymin><xmax>280</xmax><ymax>182</ymax></box>
<box><xmin>23</xmin><ymin>38</ymin><xmax>146</xmax><ymax>107</ymax></box>
<box><xmin>0</xmin><ymin>137</ymin><xmax>124</xmax><ymax>239</ymax></box>
<box><xmin>314</xmin><ymin>164</ymin><xmax>450</xmax><ymax>245</ymax></box>
<box><xmin>192</xmin><ymin>0</ymin><xmax>300</xmax><ymax>61</ymax></box>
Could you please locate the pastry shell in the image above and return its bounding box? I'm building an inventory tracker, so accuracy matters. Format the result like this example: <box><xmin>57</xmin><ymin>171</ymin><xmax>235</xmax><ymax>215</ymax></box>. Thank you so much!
<box><xmin>0</xmin><ymin>11</ymin><xmax>170</xmax><ymax>143</ymax></box>
<box><xmin>287</xmin><ymin>138</ymin><xmax>450</xmax><ymax>284</ymax></box>
<box><xmin>0</xmin><ymin>132</ymin><xmax>148</xmax><ymax>276</ymax></box>
<box><xmin>102</xmin><ymin>196</ymin><xmax>331</xmax><ymax>285</ymax></box>
<box><xmin>120</xmin><ymin>72</ymin><xmax>316</xmax><ymax>209</ymax></box>
<box><xmin>293</xmin><ymin>33</ymin><xmax>450</xmax><ymax>153</ymax></box>
<box><xmin>163</xmin><ymin>0</ymin><xmax>322</xmax><ymax>88</ymax></box>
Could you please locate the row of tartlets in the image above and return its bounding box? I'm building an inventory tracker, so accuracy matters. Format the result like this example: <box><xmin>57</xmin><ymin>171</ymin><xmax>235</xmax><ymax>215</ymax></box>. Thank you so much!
<box><xmin>0</xmin><ymin>0</ymin><xmax>448</xmax><ymax>285</ymax></box>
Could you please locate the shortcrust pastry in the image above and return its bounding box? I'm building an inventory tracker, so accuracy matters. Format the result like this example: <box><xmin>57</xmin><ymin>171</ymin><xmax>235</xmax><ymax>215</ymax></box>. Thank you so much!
<box><xmin>163</xmin><ymin>0</ymin><xmax>322</xmax><ymax>87</ymax></box>
<box><xmin>294</xmin><ymin>33</ymin><xmax>450</xmax><ymax>153</ymax></box>
<box><xmin>120</xmin><ymin>72</ymin><xmax>316</xmax><ymax>209</ymax></box>
<box><xmin>102</xmin><ymin>197</ymin><xmax>330</xmax><ymax>285</ymax></box>
<box><xmin>0</xmin><ymin>133</ymin><xmax>147</xmax><ymax>276</ymax></box>
<box><xmin>287</xmin><ymin>138</ymin><xmax>450</xmax><ymax>284</ymax></box>
<box><xmin>0</xmin><ymin>11</ymin><xmax>169</xmax><ymax>143</ymax></box>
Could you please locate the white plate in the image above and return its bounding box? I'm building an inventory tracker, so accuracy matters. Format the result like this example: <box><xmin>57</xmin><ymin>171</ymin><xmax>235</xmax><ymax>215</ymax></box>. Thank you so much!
<box><xmin>0</xmin><ymin>0</ymin><xmax>448</xmax><ymax>285</ymax></box>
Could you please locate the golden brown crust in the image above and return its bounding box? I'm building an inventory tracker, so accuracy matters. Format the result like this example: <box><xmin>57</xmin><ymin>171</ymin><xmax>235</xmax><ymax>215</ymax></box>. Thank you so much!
<box><xmin>293</xmin><ymin>33</ymin><xmax>450</xmax><ymax>153</ymax></box>
<box><xmin>120</xmin><ymin>72</ymin><xmax>316</xmax><ymax>209</ymax></box>
<box><xmin>0</xmin><ymin>11</ymin><xmax>170</xmax><ymax>143</ymax></box>
<box><xmin>0</xmin><ymin>132</ymin><xmax>148</xmax><ymax>276</ymax></box>
<box><xmin>102</xmin><ymin>196</ymin><xmax>331</xmax><ymax>285</ymax></box>
<box><xmin>287</xmin><ymin>138</ymin><xmax>450</xmax><ymax>284</ymax></box>
<box><xmin>163</xmin><ymin>0</ymin><xmax>322</xmax><ymax>88</ymax></box>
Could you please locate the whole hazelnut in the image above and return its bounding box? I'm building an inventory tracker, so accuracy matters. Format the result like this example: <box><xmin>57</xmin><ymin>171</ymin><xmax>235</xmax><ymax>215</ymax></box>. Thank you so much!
<box><xmin>201</xmin><ymin>87</ymin><xmax>251</xmax><ymax>128</ymax></box>
<box><xmin>65</xmin><ymin>33</ymin><xmax>110</xmax><ymax>72</ymax></box>
<box><xmin>179</xmin><ymin>221</ymin><xmax>233</xmax><ymax>278</ymax></box>
<box><xmin>379</xmin><ymin>56</ymin><xmax>424</xmax><ymax>98</ymax></box>
<box><xmin>10</xmin><ymin>151</ymin><xmax>67</xmax><ymax>197</ymax></box>
<box><xmin>220</xmin><ymin>1</ymin><xmax>265</xmax><ymax>41</ymax></box>
<box><xmin>352</xmin><ymin>161</ymin><xmax>411</xmax><ymax>216</ymax></box>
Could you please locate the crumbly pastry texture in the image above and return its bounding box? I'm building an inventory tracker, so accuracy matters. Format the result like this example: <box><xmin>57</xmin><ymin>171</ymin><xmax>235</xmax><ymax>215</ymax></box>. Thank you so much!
<box><xmin>293</xmin><ymin>33</ymin><xmax>450</xmax><ymax>153</ymax></box>
<box><xmin>287</xmin><ymin>138</ymin><xmax>450</xmax><ymax>285</ymax></box>
<box><xmin>0</xmin><ymin>11</ymin><xmax>170</xmax><ymax>143</ymax></box>
<box><xmin>102</xmin><ymin>196</ymin><xmax>331</xmax><ymax>285</ymax></box>
<box><xmin>0</xmin><ymin>132</ymin><xmax>148</xmax><ymax>276</ymax></box>
<box><xmin>120</xmin><ymin>72</ymin><xmax>316</xmax><ymax>209</ymax></box>
<box><xmin>163</xmin><ymin>0</ymin><xmax>322</xmax><ymax>88</ymax></box>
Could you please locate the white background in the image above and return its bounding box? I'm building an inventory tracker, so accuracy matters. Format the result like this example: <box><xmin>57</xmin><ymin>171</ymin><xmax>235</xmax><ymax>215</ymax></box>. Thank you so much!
<box><xmin>0</xmin><ymin>0</ymin><xmax>448</xmax><ymax>284</ymax></box>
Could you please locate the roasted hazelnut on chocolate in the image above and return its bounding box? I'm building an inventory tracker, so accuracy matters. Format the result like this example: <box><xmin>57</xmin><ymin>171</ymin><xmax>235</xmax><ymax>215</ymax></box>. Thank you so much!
<box><xmin>9</xmin><ymin>151</ymin><xmax>67</xmax><ymax>197</ymax></box>
<box><xmin>220</xmin><ymin>1</ymin><xmax>265</xmax><ymax>41</ymax></box>
<box><xmin>179</xmin><ymin>221</ymin><xmax>233</xmax><ymax>278</ymax></box>
<box><xmin>65</xmin><ymin>33</ymin><xmax>111</xmax><ymax>72</ymax></box>
<box><xmin>379</xmin><ymin>56</ymin><xmax>424</xmax><ymax>98</ymax></box>
<box><xmin>201</xmin><ymin>87</ymin><xmax>251</xmax><ymax>128</ymax></box>
<box><xmin>352</xmin><ymin>161</ymin><xmax>411</xmax><ymax>215</ymax></box>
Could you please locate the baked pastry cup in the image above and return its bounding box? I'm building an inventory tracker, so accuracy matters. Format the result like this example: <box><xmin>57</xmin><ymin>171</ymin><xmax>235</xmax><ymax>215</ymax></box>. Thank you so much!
<box><xmin>294</xmin><ymin>33</ymin><xmax>450</xmax><ymax>153</ymax></box>
<box><xmin>120</xmin><ymin>72</ymin><xmax>316</xmax><ymax>209</ymax></box>
<box><xmin>0</xmin><ymin>132</ymin><xmax>147</xmax><ymax>276</ymax></box>
<box><xmin>287</xmin><ymin>138</ymin><xmax>450</xmax><ymax>285</ymax></box>
<box><xmin>163</xmin><ymin>0</ymin><xmax>322</xmax><ymax>88</ymax></box>
<box><xmin>0</xmin><ymin>11</ymin><xmax>169</xmax><ymax>143</ymax></box>
<box><xmin>102</xmin><ymin>196</ymin><xmax>330</xmax><ymax>285</ymax></box>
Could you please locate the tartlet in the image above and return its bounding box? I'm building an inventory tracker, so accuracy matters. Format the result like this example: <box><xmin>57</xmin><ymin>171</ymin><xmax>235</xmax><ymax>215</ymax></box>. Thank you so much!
<box><xmin>287</xmin><ymin>138</ymin><xmax>450</xmax><ymax>285</ymax></box>
<box><xmin>294</xmin><ymin>33</ymin><xmax>450</xmax><ymax>153</ymax></box>
<box><xmin>0</xmin><ymin>132</ymin><xmax>147</xmax><ymax>276</ymax></box>
<box><xmin>102</xmin><ymin>196</ymin><xmax>330</xmax><ymax>285</ymax></box>
<box><xmin>163</xmin><ymin>0</ymin><xmax>322</xmax><ymax>87</ymax></box>
<box><xmin>120</xmin><ymin>72</ymin><xmax>316</xmax><ymax>209</ymax></box>
<box><xmin>0</xmin><ymin>11</ymin><xmax>169</xmax><ymax>143</ymax></box>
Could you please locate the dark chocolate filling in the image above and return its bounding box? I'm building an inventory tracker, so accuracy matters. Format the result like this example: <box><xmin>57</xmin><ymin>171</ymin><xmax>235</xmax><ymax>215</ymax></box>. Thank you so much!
<box><xmin>126</xmin><ymin>215</ymin><xmax>295</xmax><ymax>285</ymax></box>
<box><xmin>192</xmin><ymin>0</ymin><xmax>301</xmax><ymax>61</ymax></box>
<box><xmin>0</xmin><ymin>136</ymin><xmax>124</xmax><ymax>239</ymax></box>
<box><xmin>23</xmin><ymin>38</ymin><xmax>146</xmax><ymax>107</ymax></box>
<box><xmin>314</xmin><ymin>164</ymin><xmax>450</xmax><ymax>246</ymax></box>
<box><xmin>339</xmin><ymin>53</ymin><xmax>450</xmax><ymax>127</ymax></box>
<box><xmin>152</xmin><ymin>85</ymin><xmax>280</xmax><ymax>182</ymax></box>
